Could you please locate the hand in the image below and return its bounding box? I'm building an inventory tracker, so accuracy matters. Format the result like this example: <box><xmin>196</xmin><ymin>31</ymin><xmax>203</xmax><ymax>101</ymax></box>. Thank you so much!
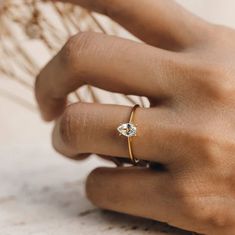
<box><xmin>35</xmin><ymin>1</ymin><xmax>235</xmax><ymax>234</ymax></box>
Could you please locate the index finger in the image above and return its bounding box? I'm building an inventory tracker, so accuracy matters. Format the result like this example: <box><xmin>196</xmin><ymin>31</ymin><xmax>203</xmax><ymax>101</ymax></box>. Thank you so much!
<box><xmin>62</xmin><ymin>0</ymin><xmax>209</xmax><ymax>50</ymax></box>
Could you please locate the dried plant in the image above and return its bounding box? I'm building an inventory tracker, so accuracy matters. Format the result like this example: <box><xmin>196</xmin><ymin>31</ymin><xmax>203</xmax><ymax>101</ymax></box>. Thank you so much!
<box><xmin>0</xmin><ymin>0</ymin><xmax>147</xmax><ymax>111</ymax></box>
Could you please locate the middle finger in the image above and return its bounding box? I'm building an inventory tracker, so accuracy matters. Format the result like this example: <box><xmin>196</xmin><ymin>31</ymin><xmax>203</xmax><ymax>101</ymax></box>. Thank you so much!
<box><xmin>36</xmin><ymin>32</ymin><xmax>182</xmax><ymax>121</ymax></box>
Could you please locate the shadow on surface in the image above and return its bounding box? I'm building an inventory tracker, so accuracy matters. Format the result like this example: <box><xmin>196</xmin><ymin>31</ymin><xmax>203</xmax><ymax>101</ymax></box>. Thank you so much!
<box><xmin>78</xmin><ymin>208</ymin><xmax>198</xmax><ymax>235</ymax></box>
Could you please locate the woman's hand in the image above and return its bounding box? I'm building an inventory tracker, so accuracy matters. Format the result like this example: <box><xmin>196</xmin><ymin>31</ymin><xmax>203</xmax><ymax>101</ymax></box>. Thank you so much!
<box><xmin>35</xmin><ymin>1</ymin><xmax>235</xmax><ymax>234</ymax></box>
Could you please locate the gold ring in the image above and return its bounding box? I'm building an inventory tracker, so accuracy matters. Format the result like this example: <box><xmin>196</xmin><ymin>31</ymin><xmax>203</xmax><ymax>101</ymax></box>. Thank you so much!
<box><xmin>117</xmin><ymin>104</ymin><xmax>139</xmax><ymax>165</ymax></box>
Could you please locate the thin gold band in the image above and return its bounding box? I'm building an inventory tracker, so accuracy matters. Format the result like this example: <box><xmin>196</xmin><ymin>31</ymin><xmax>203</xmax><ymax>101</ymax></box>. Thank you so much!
<box><xmin>128</xmin><ymin>104</ymin><xmax>139</xmax><ymax>164</ymax></box>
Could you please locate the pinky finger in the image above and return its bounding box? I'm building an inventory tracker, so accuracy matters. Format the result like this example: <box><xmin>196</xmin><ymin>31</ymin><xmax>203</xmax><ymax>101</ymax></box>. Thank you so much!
<box><xmin>86</xmin><ymin>167</ymin><xmax>190</xmax><ymax>231</ymax></box>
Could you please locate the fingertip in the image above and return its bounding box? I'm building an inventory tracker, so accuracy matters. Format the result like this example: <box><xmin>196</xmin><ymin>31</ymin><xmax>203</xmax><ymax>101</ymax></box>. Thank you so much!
<box><xmin>39</xmin><ymin>97</ymin><xmax>67</xmax><ymax>122</ymax></box>
<box><xmin>85</xmin><ymin>167</ymin><xmax>109</xmax><ymax>204</ymax></box>
<box><xmin>38</xmin><ymin>107</ymin><xmax>57</xmax><ymax>122</ymax></box>
<box><xmin>35</xmin><ymin>71</ymin><xmax>67</xmax><ymax>122</ymax></box>
<box><xmin>41</xmin><ymin>112</ymin><xmax>54</xmax><ymax>122</ymax></box>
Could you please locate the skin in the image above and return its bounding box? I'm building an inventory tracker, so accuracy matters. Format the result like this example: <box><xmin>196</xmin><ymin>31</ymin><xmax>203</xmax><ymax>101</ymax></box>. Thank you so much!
<box><xmin>35</xmin><ymin>0</ymin><xmax>235</xmax><ymax>234</ymax></box>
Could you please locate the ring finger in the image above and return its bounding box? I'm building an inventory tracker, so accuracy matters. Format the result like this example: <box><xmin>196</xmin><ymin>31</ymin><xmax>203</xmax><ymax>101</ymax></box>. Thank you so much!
<box><xmin>52</xmin><ymin>102</ymin><xmax>179</xmax><ymax>164</ymax></box>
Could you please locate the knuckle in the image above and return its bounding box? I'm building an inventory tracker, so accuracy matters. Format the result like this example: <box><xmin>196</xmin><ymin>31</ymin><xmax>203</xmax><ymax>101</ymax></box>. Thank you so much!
<box><xmin>194</xmin><ymin>202</ymin><xmax>229</xmax><ymax>229</ymax></box>
<box><xmin>178</xmin><ymin>129</ymin><xmax>220</xmax><ymax>165</ymax></box>
<box><xmin>195</xmin><ymin>203</ymin><xmax>230</xmax><ymax>230</ymax></box>
<box><xmin>206</xmin><ymin>209</ymin><xmax>230</xmax><ymax>229</ymax></box>
<box><xmin>56</xmin><ymin>103</ymin><xmax>87</xmax><ymax>151</ymax></box>
<box><xmin>60</xmin><ymin>32</ymin><xmax>96</xmax><ymax>68</ymax></box>
<box><xmin>176</xmin><ymin>185</ymin><xmax>229</xmax><ymax>229</ymax></box>
<box><xmin>197</xmin><ymin>134</ymin><xmax>218</xmax><ymax>163</ymax></box>
<box><xmin>99</xmin><ymin>0</ymin><xmax>123</xmax><ymax>18</ymax></box>
<box><xmin>174</xmin><ymin>180</ymin><xmax>199</xmax><ymax>206</ymax></box>
<box><xmin>195</xmin><ymin>131</ymin><xmax>234</xmax><ymax>166</ymax></box>
<box><xmin>174</xmin><ymin>178</ymin><xmax>231</xmax><ymax>230</ymax></box>
<box><xmin>57</xmin><ymin>104</ymin><xmax>76</xmax><ymax>149</ymax></box>
<box><xmin>192</xmin><ymin>131</ymin><xmax>222</xmax><ymax>166</ymax></box>
<box><xmin>55</xmin><ymin>103</ymin><xmax>91</xmax><ymax>153</ymax></box>
<box><xmin>191</xmin><ymin>62</ymin><xmax>234</xmax><ymax>100</ymax></box>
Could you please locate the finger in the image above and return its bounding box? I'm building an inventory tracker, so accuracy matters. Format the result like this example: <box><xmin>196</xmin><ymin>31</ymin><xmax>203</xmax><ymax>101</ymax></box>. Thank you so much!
<box><xmin>64</xmin><ymin>153</ymin><xmax>90</xmax><ymax>161</ymax></box>
<box><xmin>63</xmin><ymin>0</ymin><xmax>210</xmax><ymax>50</ymax></box>
<box><xmin>36</xmin><ymin>32</ymin><xmax>179</xmax><ymax>121</ymax></box>
<box><xmin>86</xmin><ymin>167</ymin><xmax>197</xmax><ymax>233</ymax></box>
<box><xmin>52</xmin><ymin>102</ymin><xmax>179</xmax><ymax>164</ymax></box>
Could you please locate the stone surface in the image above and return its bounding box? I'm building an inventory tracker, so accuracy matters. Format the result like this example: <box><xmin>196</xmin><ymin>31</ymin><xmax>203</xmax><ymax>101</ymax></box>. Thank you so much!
<box><xmin>0</xmin><ymin>146</ymin><xmax>193</xmax><ymax>235</ymax></box>
<box><xmin>117</xmin><ymin>123</ymin><xmax>137</xmax><ymax>137</ymax></box>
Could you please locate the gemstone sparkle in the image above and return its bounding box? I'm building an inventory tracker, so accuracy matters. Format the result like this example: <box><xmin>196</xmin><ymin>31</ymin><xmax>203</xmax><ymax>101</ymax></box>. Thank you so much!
<box><xmin>117</xmin><ymin>123</ymin><xmax>137</xmax><ymax>137</ymax></box>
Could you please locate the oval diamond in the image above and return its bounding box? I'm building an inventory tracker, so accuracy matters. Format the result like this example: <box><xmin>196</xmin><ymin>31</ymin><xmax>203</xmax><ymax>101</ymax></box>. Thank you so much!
<box><xmin>117</xmin><ymin>123</ymin><xmax>137</xmax><ymax>137</ymax></box>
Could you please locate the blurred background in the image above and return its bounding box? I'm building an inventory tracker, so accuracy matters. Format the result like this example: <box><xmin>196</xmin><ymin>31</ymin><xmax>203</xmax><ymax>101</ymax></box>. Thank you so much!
<box><xmin>1</xmin><ymin>1</ymin><xmax>235</xmax><ymax>234</ymax></box>
<box><xmin>2</xmin><ymin>0</ymin><xmax>235</xmax><ymax>148</ymax></box>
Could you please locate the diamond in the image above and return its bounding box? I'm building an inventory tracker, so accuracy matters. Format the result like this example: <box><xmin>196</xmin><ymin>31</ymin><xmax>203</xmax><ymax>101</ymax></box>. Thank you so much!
<box><xmin>117</xmin><ymin>123</ymin><xmax>137</xmax><ymax>137</ymax></box>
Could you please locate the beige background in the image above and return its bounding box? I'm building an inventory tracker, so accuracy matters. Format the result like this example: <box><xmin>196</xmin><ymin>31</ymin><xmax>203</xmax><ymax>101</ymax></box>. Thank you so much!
<box><xmin>1</xmin><ymin>1</ymin><xmax>235</xmax><ymax>234</ymax></box>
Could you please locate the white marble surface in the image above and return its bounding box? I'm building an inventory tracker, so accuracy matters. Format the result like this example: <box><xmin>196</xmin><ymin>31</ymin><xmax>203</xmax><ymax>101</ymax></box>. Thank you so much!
<box><xmin>2</xmin><ymin>0</ymin><xmax>235</xmax><ymax>234</ymax></box>
<box><xmin>0</xmin><ymin>146</ymin><xmax>193</xmax><ymax>235</ymax></box>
